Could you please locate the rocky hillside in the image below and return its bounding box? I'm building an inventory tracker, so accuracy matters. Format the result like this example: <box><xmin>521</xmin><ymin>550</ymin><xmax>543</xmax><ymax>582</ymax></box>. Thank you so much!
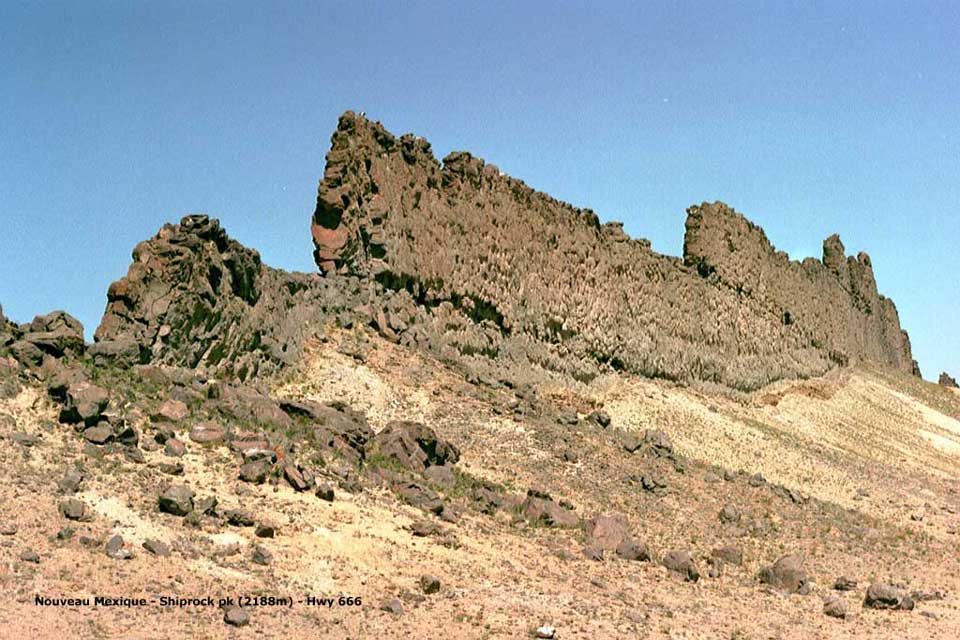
<box><xmin>0</xmin><ymin>112</ymin><xmax>956</xmax><ymax>639</ymax></box>
<box><xmin>311</xmin><ymin>112</ymin><xmax>916</xmax><ymax>391</ymax></box>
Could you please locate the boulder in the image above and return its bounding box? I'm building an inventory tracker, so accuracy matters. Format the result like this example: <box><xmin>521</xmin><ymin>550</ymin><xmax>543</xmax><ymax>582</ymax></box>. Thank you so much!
<box><xmin>823</xmin><ymin>595</ymin><xmax>848</xmax><ymax>619</ymax></box>
<box><xmin>367</xmin><ymin>421</ymin><xmax>460</xmax><ymax>473</ymax></box>
<box><xmin>283</xmin><ymin>462</ymin><xmax>312</xmax><ymax>491</ymax></box>
<box><xmin>519</xmin><ymin>491</ymin><xmax>578</xmax><ymax>528</ymax></box>
<box><xmin>864</xmin><ymin>583</ymin><xmax>914</xmax><ymax>610</ymax></box>
<box><xmin>164</xmin><ymin>439</ymin><xmax>187</xmax><ymax>457</ymax></box>
<box><xmin>662</xmin><ymin>550</ymin><xmax>700</xmax><ymax>582</ymax></box>
<box><xmin>759</xmin><ymin>554</ymin><xmax>809</xmax><ymax>594</ymax></box>
<box><xmin>239</xmin><ymin>458</ymin><xmax>273</xmax><ymax>484</ymax></box>
<box><xmin>153</xmin><ymin>399</ymin><xmax>189</xmax><ymax>423</ymax></box>
<box><xmin>158</xmin><ymin>485</ymin><xmax>194</xmax><ymax>516</ymax></box>
<box><xmin>587</xmin><ymin>410</ymin><xmax>611</xmax><ymax>428</ymax></box>
<box><xmin>223</xmin><ymin>606</ymin><xmax>250</xmax><ymax>627</ymax></box>
<box><xmin>719</xmin><ymin>504</ymin><xmax>742</xmax><ymax>524</ymax></box>
<box><xmin>644</xmin><ymin>429</ymin><xmax>674</xmax><ymax>458</ymax></box>
<box><xmin>419</xmin><ymin>574</ymin><xmax>441</xmax><ymax>594</ymax></box>
<box><xmin>393</xmin><ymin>481</ymin><xmax>445</xmax><ymax>514</ymax></box>
<box><xmin>58</xmin><ymin>382</ymin><xmax>110</xmax><ymax>427</ymax></box>
<box><xmin>105</xmin><ymin>535</ymin><xmax>132</xmax><ymax>560</ymax></box>
<box><xmin>584</xmin><ymin>514</ymin><xmax>630</xmax><ymax>552</ymax></box>
<box><xmin>83</xmin><ymin>425</ymin><xmax>113</xmax><ymax>445</ymax></box>
<box><xmin>23</xmin><ymin>311</ymin><xmax>85</xmax><ymax>358</ymax></box>
<box><xmin>87</xmin><ymin>338</ymin><xmax>141</xmax><ymax>368</ymax></box>
<box><xmin>280</xmin><ymin>400</ymin><xmax>373</xmax><ymax>467</ymax></box>
<box><xmin>189</xmin><ymin>420</ymin><xmax>226</xmax><ymax>444</ymax></box>
<box><xmin>615</xmin><ymin>538</ymin><xmax>651</xmax><ymax>562</ymax></box>
<box><xmin>59</xmin><ymin>498</ymin><xmax>92</xmax><ymax>521</ymax></box>
<box><xmin>251</xmin><ymin>545</ymin><xmax>273</xmax><ymax>565</ymax></box>
<box><xmin>143</xmin><ymin>539</ymin><xmax>171</xmax><ymax>556</ymax></box>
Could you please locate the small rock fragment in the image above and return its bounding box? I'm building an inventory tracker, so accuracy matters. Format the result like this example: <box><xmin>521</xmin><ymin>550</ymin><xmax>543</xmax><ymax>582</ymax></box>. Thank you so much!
<box><xmin>223</xmin><ymin>605</ymin><xmax>249</xmax><ymax>627</ymax></box>
<box><xmin>419</xmin><ymin>574</ymin><xmax>441</xmax><ymax>594</ymax></box>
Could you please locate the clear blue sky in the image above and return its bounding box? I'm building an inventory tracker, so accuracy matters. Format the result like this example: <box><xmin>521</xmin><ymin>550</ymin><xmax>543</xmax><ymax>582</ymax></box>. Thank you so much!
<box><xmin>1</xmin><ymin>1</ymin><xmax>957</xmax><ymax>379</ymax></box>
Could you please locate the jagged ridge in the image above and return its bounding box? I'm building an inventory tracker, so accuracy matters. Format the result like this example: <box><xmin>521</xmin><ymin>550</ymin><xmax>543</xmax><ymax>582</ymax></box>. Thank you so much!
<box><xmin>310</xmin><ymin>111</ymin><xmax>916</xmax><ymax>391</ymax></box>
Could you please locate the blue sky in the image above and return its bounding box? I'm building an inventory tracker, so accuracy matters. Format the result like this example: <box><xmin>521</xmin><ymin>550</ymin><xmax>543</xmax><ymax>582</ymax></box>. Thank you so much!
<box><xmin>1</xmin><ymin>1</ymin><xmax>957</xmax><ymax>379</ymax></box>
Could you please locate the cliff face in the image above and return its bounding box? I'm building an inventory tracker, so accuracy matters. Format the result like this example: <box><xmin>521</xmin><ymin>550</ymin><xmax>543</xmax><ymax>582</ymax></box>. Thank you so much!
<box><xmin>311</xmin><ymin>111</ymin><xmax>915</xmax><ymax>390</ymax></box>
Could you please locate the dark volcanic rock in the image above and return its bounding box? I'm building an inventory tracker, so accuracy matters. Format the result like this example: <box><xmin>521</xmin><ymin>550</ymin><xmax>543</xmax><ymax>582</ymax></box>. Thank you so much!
<box><xmin>143</xmin><ymin>539</ymin><xmax>171</xmax><ymax>556</ymax></box>
<box><xmin>864</xmin><ymin>583</ymin><xmax>915</xmax><ymax>610</ymax></box>
<box><xmin>58</xmin><ymin>382</ymin><xmax>110</xmax><ymax>427</ymax></box>
<box><xmin>239</xmin><ymin>458</ymin><xmax>273</xmax><ymax>484</ymax></box>
<box><xmin>644</xmin><ymin>429</ymin><xmax>674</xmax><ymax>458</ymax></box>
<box><xmin>368</xmin><ymin>421</ymin><xmax>460</xmax><ymax>473</ymax></box>
<box><xmin>308</xmin><ymin>112</ymin><xmax>915</xmax><ymax>391</ymax></box>
<box><xmin>105</xmin><ymin>534</ymin><xmax>132</xmax><ymax>560</ymax></box>
<box><xmin>940</xmin><ymin>372</ymin><xmax>959</xmax><ymax>388</ymax></box>
<box><xmin>759</xmin><ymin>554</ymin><xmax>809</xmax><ymax>594</ymax></box>
<box><xmin>22</xmin><ymin>311</ymin><xmax>85</xmax><ymax>359</ymax></box>
<box><xmin>419</xmin><ymin>574</ymin><xmax>441</xmax><ymax>594</ymax></box>
<box><xmin>158</xmin><ymin>485</ymin><xmax>194</xmax><ymax>516</ymax></box>
<box><xmin>519</xmin><ymin>491</ymin><xmax>578</xmax><ymax>528</ymax></box>
<box><xmin>662</xmin><ymin>550</ymin><xmax>700</xmax><ymax>582</ymax></box>
<box><xmin>94</xmin><ymin>214</ymin><xmax>345</xmax><ymax>382</ymax></box>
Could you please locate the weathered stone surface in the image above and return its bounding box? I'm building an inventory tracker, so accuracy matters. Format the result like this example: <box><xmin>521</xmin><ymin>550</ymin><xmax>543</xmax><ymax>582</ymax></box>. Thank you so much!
<box><xmin>281</xmin><ymin>400</ymin><xmax>373</xmax><ymax>467</ymax></box>
<box><xmin>759</xmin><ymin>554</ymin><xmax>809</xmax><ymax>594</ymax></box>
<box><xmin>22</xmin><ymin>311</ymin><xmax>85</xmax><ymax>358</ymax></box>
<box><xmin>105</xmin><ymin>534</ymin><xmax>132</xmax><ymax>560</ymax></box>
<box><xmin>94</xmin><ymin>214</ymin><xmax>353</xmax><ymax>382</ymax></box>
<box><xmin>615</xmin><ymin>538</ymin><xmax>651</xmax><ymax>562</ymax></box>
<box><xmin>864</xmin><ymin>583</ymin><xmax>915</xmax><ymax>610</ymax></box>
<box><xmin>223</xmin><ymin>606</ymin><xmax>250</xmax><ymax>627</ymax></box>
<box><xmin>823</xmin><ymin>595</ymin><xmax>848</xmax><ymax>619</ymax></box>
<box><xmin>309</xmin><ymin>112</ymin><xmax>915</xmax><ymax>391</ymax></box>
<box><xmin>59</xmin><ymin>498</ymin><xmax>92</xmax><ymax>521</ymax></box>
<box><xmin>519</xmin><ymin>491</ymin><xmax>577</xmax><ymax>528</ymax></box>
<box><xmin>940</xmin><ymin>372</ymin><xmax>959</xmax><ymax>388</ymax></box>
<box><xmin>58</xmin><ymin>382</ymin><xmax>110</xmax><ymax>427</ymax></box>
<box><xmin>583</xmin><ymin>514</ymin><xmax>630</xmax><ymax>552</ymax></box>
<box><xmin>367</xmin><ymin>421</ymin><xmax>460</xmax><ymax>473</ymax></box>
<box><xmin>189</xmin><ymin>420</ymin><xmax>226</xmax><ymax>444</ymax></box>
<box><xmin>153</xmin><ymin>399</ymin><xmax>189</xmax><ymax>423</ymax></box>
<box><xmin>239</xmin><ymin>459</ymin><xmax>273</xmax><ymax>484</ymax></box>
<box><xmin>143</xmin><ymin>539</ymin><xmax>171</xmax><ymax>556</ymax></box>
<box><xmin>662</xmin><ymin>550</ymin><xmax>700</xmax><ymax>582</ymax></box>
<box><xmin>83</xmin><ymin>425</ymin><xmax>113</xmax><ymax>445</ymax></box>
<box><xmin>158</xmin><ymin>485</ymin><xmax>194</xmax><ymax>516</ymax></box>
<box><xmin>419</xmin><ymin>574</ymin><xmax>441</xmax><ymax>594</ymax></box>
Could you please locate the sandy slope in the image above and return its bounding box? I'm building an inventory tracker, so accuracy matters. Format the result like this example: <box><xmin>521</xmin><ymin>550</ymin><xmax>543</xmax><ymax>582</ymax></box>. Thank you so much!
<box><xmin>2</xmin><ymin>331</ymin><xmax>959</xmax><ymax>639</ymax></box>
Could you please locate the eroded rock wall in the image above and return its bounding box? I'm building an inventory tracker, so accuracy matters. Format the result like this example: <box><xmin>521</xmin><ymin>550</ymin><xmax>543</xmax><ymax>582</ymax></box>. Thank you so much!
<box><xmin>95</xmin><ymin>215</ymin><xmax>350</xmax><ymax>380</ymax></box>
<box><xmin>310</xmin><ymin>111</ymin><xmax>914</xmax><ymax>390</ymax></box>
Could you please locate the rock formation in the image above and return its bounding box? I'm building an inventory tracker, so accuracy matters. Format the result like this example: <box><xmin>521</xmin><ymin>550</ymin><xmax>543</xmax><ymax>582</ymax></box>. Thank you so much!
<box><xmin>940</xmin><ymin>372</ymin><xmax>959</xmax><ymax>388</ymax></box>
<box><xmin>94</xmin><ymin>215</ymin><xmax>354</xmax><ymax>380</ymax></box>
<box><xmin>310</xmin><ymin>111</ymin><xmax>915</xmax><ymax>391</ymax></box>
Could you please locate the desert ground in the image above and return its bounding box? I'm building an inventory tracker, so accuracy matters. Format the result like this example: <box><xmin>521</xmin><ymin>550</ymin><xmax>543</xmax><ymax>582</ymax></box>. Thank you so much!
<box><xmin>2</xmin><ymin>326</ymin><xmax>959</xmax><ymax>639</ymax></box>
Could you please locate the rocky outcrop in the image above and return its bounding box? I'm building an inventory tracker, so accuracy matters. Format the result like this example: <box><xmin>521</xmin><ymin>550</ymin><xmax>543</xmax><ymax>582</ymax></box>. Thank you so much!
<box><xmin>1</xmin><ymin>308</ymin><xmax>86</xmax><ymax>370</ymax></box>
<box><xmin>95</xmin><ymin>215</ymin><xmax>362</xmax><ymax>380</ymax></box>
<box><xmin>310</xmin><ymin>112</ymin><xmax>916</xmax><ymax>390</ymax></box>
<box><xmin>939</xmin><ymin>372</ymin><xmax>959</xmax><ymax>388</ymax></box>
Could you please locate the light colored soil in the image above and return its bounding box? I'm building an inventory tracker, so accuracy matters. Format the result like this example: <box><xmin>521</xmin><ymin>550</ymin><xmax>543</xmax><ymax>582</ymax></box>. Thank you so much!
<box><xmin>2</xmin><ymin>331</ymin><xmax>960</xmax><ymax>639</ymax></box>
